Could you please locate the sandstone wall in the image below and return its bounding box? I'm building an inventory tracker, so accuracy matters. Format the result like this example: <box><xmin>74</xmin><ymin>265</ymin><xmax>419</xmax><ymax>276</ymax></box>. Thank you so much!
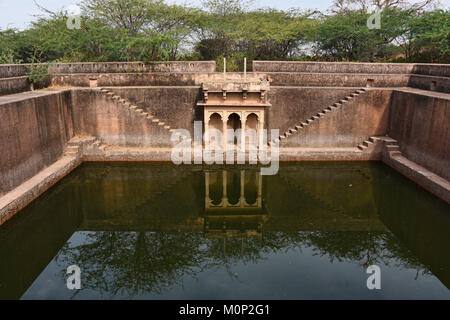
<box><xmin>0</xmin><ymin>91</ymin><xmax>74</xmax><ymax>195</ymax></box>
<box><xmin>253</xmin><ymin>61</ymin><xmax>416</xmax><ymax>74</ymax></box>
<box><xmin>267</xmin><ymin>88</ymin><xmax>391</xmax><ymax>147</ymax></box>
<box><xmin>388</xmin><ymin>90</ymin><xmax>450</xmax><ymax>180</ymax></box>
<box><xmin>70</xmin><ymin>89</ymin><xmax>173</xmax><ymax>147</ymax></box>
<box><xmin>107</xmin><ymin>87</ymin><xmax>202</xmax><ymax>135</ymax></box>
<box><xmin>254</xmin><ymin>61</ymin><xmax>449</xmax><ymax>93</ymax></box>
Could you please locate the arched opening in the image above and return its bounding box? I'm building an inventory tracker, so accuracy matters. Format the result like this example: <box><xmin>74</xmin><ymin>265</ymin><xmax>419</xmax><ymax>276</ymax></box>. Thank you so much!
<box><xmin>245</xmin><ymin>113</ymin><xmax>259</xmax><ymax>149</ymax></box>
<box><xmin>244</xmin><ymin>171</ymin><xmax>258</xmax><ymax>205</ymax></box>
<box><xmin>208</xmin><ymin>113</ymin><xmax>223</xmax><ymax>144</ymax></box>
<box><xmin>226</xmin><ymin>170</ymin><xmax>241</xmax><ymax>205</ymax></box>
<box><xmin>227</xmin><ymin>113</ymin><xmax>241</xmax><ymax>146</ymax></box>
<box><xmin>209</xmin><ymin>171</ymin><xmax>223</xmax><ymax>206</ymax></box>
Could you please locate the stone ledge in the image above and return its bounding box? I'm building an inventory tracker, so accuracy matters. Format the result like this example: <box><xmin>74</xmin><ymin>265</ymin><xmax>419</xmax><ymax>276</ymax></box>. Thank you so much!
<box><xmin>382</xmin><ymin>149</ymin><xmax>450</xmax><ymax>204</ymax></box>
<box><xmin>0</xmin><ymin>155</ymin><xmax>81</xmax><ymax>226</ymax></box>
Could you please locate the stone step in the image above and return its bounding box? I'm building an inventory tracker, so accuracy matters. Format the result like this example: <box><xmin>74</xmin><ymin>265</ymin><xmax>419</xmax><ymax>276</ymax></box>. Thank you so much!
<box><xmin>289</xmin><ymin>128</ymin><xmax>297</xmax><ymax>133</ymax></box>
<box><xmin>363</xmin><ymin>140</ymin><xmax>373</xmax><ymax>148</ymax></box>
<box><xmin>65</xmin><ymin>149</ymin><xmax>78</xmax><ymax>154</ymax></box>
<box><xmin>357</xmin><ymin>145</ymin><xmax>366</xmax><ymax>151</ymax></box>
<box><xmin>386</xmin><ymin>144</ymin><xmax>400</xmax><ymax>151</ymax></box>
<box><xmin>383</xmin><ymin>137</ymin><xmax>398</xmax><ymax>145</ymax></box>
<box><xmin>333</xmin><ymin>103</ymin><xmax>342</xmax><ymax>107</ymax></box>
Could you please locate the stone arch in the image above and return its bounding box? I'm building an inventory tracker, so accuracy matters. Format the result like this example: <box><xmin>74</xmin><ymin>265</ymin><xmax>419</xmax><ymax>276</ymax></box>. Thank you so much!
<box><xmin>227</xmin><ymin>113</ymin><xmax>242</xmax><ymax>145</ymax></box>
<box><xmin>208</xmin><ymin>113</ymin><xmax>223</xmax><ymax>144</ymax></box>
<box><xmin>226</xmin><ymin>170</ymin><xmax>241</xmax><ymax>205</ymax></box>
<box><xmin>245</xmin><ymin>113</ymin><xmax>259</xmax><ymax>149</ymax></box>
<box><xmin>209</xmin><ymin>171</ymin><xmax>223</xmax><ymax>206</ymax></box>
<box><xmin>244</xmin><ymin>170</ymin><xmax>258</xmax><ymax>205</ymax></box>
<box><xmin>208</xmin><ymin>113</ymin><xmax>223</xmax><ymax>131</ymax></box>
<box><xmin>245</xmin><ymin>113</ymin><xmax>259</xmax><ymax>130</ymax></box>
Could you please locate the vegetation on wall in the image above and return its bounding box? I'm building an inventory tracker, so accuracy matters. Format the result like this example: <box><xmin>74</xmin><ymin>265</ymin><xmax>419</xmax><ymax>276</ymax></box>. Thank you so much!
<box><xmin>0</xmin><ymin>0</ymin><xmax>448</xmax><ymax>67</ymax></box>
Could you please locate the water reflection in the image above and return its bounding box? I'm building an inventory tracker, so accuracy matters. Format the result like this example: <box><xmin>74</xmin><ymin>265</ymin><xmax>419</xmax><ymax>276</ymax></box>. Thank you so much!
<box><xmin>0</xmin><ymin>162</ymin><xmax>448</xmax><ymax>299</ymax></box>
<box><xmin>205</xmin><ymin>170</ymin><xmax>266</xmax><ymax>240</ymax></box>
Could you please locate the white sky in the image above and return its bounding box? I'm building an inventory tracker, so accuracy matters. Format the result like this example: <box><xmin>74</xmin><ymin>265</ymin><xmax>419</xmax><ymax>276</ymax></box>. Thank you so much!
<box><xmin>0</xmin><ymin>0</ymin><xmax>448</xmax><ymax>30</ymax></box>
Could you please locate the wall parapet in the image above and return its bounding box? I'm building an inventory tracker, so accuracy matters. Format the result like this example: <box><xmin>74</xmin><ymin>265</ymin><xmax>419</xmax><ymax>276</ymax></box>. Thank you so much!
<box><xmin>253</xmin><ymin>61</ymin><xmax>416</xmax><ymax>74</ymax></box>
<box><xmin>48</xmin><ymin>61</ymin><xmax>216</xmax><ymax>74</ymax></box>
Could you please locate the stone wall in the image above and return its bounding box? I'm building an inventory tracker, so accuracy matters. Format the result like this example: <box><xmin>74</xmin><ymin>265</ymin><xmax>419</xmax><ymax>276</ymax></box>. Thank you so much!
<box><xmin>274</xmin><ymin>89</ymin><xmax>392</xmax><ymax>148</ymax></box>
<box><xmin>408</xmin><ymin>75</ymin><xmax>449</xmax><ymax>93</ymax></box>
<box><xmin>0</xmin><ymin>91</ymin><xmax>74</xmax><ymax>195</ymax></box>
<box><xmin>106</xmin><ymin>87</ymin><xmax>202</xmax><ymax>135</ymax></box>
<box><xmin>70</xmin><ymin>89</ymin><xmax>173</xmax><ymax>147</ymax></box>
<box><xmin>0</xmin><ymin>64</ymin><xmax>29</xmax><ymax>78</ymax></box>
<box><xmin>388</xmin><ymin>89</ymin><xmax>450</xmax><ymax>180</ymax></box>
<box><xmin>48</xmin><ymin>61</ymin><xmax>216</xmax><ymax>74</ymax></box>
<box><xmin>254</xmin><ymin>61</ymin><xmax>450</xmax><ymax>93</ymax></box>
<box><xmin>0</xmin><ymin>61</ymin><xmax>215</xmax><ymax>95</ymax></box>
<box><xmin>52</xmin><ymin>73</ymin><xmax>200</xmax><ymax>87</ymax></box>
<box><xmin>0</xmin><ymin>77</ymin><xmax>29</xmax><ymax>96</ymax></box>
<box><xmin>266</xmin><ymin>73</ymin><xmax>410</xmax><ymax>87</ymax></box>
<box><xmin>253</xmin><ymin>61</ymin><xmax>416</xmax><ymax>74</ymax></box>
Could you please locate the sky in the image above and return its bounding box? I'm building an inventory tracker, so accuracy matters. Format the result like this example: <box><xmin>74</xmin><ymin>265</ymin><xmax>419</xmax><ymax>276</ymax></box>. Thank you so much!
<box><xmin>0</xmin><ymin>0</ymin><xmax>448</xmax><ymax>30</ymax></box>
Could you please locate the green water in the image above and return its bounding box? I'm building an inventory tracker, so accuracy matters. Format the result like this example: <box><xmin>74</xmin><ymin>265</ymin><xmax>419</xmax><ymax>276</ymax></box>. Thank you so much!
<box><xmin>0</xmin><ymin>162</ymin><xmax>449</xmax><ymax>300</ymax></box>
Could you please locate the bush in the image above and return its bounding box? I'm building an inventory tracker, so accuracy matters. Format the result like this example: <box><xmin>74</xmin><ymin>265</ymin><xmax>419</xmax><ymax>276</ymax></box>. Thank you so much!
<box><xmin>26</xmin><ymin>62</ymin><xmax>52</xmax><ymax>88</ymax></box>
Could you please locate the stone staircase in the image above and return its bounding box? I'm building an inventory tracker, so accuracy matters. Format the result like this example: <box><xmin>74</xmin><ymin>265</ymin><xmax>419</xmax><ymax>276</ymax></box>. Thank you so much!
<box><xmin>382</xmin><ymin>137</ymin><xmax>401</xmax><ymax>157</ymax></box>
<box><xmin>63</xmin><ymin>136</ymin><xmax>107</xmax><ymax>158</ymax></box>
<box><xmin>63</xmin><ymin>144</ymin><xmax>81</xmax><ymax>157</ymax></box>
<box><xmin>269</xmin><ymin>88</ymin><xmax>367</xmax><ymax>146</ymax></box>
<box><xmin>98</xmin><ymin>88</ymin><xmax>187</xmax><ymax>138</ymax></box>
<box><xmin>357</xmin><ymin>136</ymin><xmax>381</xmax><ymax>151</ymax></box>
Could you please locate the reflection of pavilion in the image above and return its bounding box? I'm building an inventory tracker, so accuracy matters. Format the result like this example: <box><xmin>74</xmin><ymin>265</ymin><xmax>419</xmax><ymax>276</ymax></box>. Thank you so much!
<box><xmin>203</xmin><ymin>170</ymin><xmax>268</xmax><ymax>239</ymax></box>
